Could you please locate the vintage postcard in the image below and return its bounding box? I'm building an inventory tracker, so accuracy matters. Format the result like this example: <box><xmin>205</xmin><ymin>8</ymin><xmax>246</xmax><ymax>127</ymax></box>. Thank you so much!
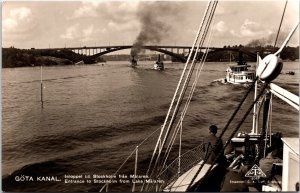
<box><xmin>2</xmin><ymin>0</ymin><xmax>299</xmax><ymax>192</ymax></box>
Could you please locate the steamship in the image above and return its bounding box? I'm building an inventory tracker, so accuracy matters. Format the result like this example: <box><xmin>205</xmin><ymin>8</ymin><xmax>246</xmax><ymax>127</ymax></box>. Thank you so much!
<box><xmin>153</xmin><ymin>55</ymin><xmax>164</xmax><ymax>71</ymax></box>
<box><xmin>225</xmin><ymin>52</ymin><xmax>256</xmax><ymax>84</ymax></box>
<box><xmin>130</xmin><ymin>56</ymin><xmax>138</xmax><ymax>67</ymax></box>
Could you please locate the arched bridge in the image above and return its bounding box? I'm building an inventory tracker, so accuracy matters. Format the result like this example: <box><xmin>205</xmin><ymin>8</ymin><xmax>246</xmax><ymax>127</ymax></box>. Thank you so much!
<box><xmin>40</xmin><ymin>45</ymin><xmax>256</xmax><ymax>63</ymax></box>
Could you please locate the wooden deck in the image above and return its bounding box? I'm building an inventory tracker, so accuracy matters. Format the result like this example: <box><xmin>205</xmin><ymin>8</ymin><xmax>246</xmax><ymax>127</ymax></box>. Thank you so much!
<box><xmin>163</xmin><ymin>161</ymin><xmax>217</xmax><ymax>192</ymax></box>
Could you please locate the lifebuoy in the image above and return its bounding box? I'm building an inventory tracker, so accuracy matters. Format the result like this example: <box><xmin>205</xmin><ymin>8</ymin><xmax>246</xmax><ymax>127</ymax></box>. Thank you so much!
<box><xmin>256</xmin><ymin>54</ymin><xmax>283</xmax><ymax>82</ymax></box>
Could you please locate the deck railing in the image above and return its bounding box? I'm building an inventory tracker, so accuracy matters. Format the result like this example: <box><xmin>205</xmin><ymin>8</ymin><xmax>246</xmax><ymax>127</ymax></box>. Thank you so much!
<box><xmin>99</xmin><ymin>128</ymin><xmax>207</xmax><ymax>192</ymax></box>
<box><xmin>150</xmin><ymin>142</ymin><xmax>207</xmax><ymax>191</ymax></box>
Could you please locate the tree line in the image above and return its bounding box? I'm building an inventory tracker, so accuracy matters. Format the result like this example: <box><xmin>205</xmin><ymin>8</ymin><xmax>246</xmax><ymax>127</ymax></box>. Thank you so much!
<box><xmin>2</xmin><ymin>48</ymin><xmax>105</xmax><ymax>68</ymax></box>
<box><xmin>2</xmin><ymin>45</ymin><xmax>298</xmax><ymax>68</ymax></box>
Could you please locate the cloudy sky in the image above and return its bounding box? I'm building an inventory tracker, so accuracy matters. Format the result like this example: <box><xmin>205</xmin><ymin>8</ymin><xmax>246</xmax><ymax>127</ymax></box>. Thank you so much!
<box><xmin>2</xmin><ymin>0</ymin><xmax>299</xmax><ymax>50</ymax></box>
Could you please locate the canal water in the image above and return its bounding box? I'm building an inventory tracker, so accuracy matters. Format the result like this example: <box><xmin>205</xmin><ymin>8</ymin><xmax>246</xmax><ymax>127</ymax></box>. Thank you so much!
<box><xmin>2</xmin><ymin>61</ymin><xmax>299</xmax><ymax>191</ymax></box>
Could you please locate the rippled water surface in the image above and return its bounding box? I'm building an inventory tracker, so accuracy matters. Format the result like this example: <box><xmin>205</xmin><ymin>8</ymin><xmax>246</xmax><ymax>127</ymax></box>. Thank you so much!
<box><xmin>2</xmin><ymin>61</ymin><xmax>299</xmax><ymax>191</ymax></box>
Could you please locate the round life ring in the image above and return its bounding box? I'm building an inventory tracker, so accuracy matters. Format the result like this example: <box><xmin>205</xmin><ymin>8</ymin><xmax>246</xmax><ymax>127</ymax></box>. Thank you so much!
<box><xmin>256</xmin><ymin>54</ymin><xmax>283</xmax><ymax>82</ymax></box>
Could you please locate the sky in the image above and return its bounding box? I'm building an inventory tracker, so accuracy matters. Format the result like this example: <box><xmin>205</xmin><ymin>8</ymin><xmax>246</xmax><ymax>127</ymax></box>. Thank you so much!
<box><xmin>2</xmin><ymin>0</ymin><xmax>299</xmax><ymax>51</ymax></box>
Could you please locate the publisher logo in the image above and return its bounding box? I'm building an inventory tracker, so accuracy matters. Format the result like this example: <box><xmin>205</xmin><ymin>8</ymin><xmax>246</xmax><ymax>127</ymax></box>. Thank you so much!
<box><xmin>245</xmin><ymin>164</ymin><xmax>266</xmax><ymax>180</ymax></box>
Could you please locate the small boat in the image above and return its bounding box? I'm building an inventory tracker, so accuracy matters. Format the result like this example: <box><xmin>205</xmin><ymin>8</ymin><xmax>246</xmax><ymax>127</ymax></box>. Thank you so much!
<box><xmin>286</xmin><ymin>71</ymin><xmax>295</xmax><ymax>75</ymax></box>
<box><xmin>225</xmin><ymin>64</ymin><xmax>256</xmax><ymax>84</ymax></box>
<box><xmin>74</xmin><ymin>60</ymin><xmax>84</xmax><ymax>65</ymax></box>
<box><xmin>153</xmin><ymin>55</ymin><xmax>164</xmax><ymax>71</ymax></box>
<box><xmin>130</xmin><ymin>56</ymin><xmax>138</xmax><ymax>67</ymax></box>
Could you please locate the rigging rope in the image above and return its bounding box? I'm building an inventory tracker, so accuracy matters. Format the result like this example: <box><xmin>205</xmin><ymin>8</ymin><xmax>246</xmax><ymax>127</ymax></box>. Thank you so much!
<box><xmin>99</xmin><ymin>126</ymin><xmax>161</xmax><ymax>192</ymax></box>
<box><xmin>273</xmin><ymin>0</ymin><xmax>288</xmax><ymax>49</ymax></box>
<box><xmin>269</xmin><ymin>95</ymin><xmax>273</xmax><ymax>147</ymax></box>
<box><xmin>274</xmin><ymin>22</ymin><xmax>299</xmax><ymax>56</ymax></box>
<box><xmin>160</xmin><ymin>20</ymin><xmax>215</xmax><ymax>173</ymax></box>
<box><xmin>142</xmin><ymin>3</ymin><xmax>213</xmax><ymax>186</ymax></box>
<box><xmin>263</xmin><ymin>93</ymin><xmax>273</xmax><ymax>157</ymax></box>
<box><xmin>154</xmin><ymin>0</ymin><xmax>218</xmax><ymax>177</ymax></box>
<box><xmin>156</xmin><ymin>0</ymin><xmax>216</xmax><ymax>155</ymax></box>
<box><xmin>144</xmin><ymin>2</ymin><xmax>219</xmax><ymax>189</ymax></box>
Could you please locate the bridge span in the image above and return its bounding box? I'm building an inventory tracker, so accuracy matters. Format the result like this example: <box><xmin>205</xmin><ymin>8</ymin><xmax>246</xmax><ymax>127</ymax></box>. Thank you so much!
<box><xmin>37</xmin><ymin>45</ymin><xmax>252</xmax><ymax>63</ymax></box>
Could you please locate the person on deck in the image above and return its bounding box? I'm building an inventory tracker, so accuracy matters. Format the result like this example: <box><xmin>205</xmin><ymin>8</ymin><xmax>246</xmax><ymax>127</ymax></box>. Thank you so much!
<box><xmin>203</xmin><ymin>125</ymin><xmax>224</xmax><ymax>164</ymax></box>
<box><xmin>259</xmin><ymin>149</ymin><xmax>283</xmax><ymax>179</ymax></box>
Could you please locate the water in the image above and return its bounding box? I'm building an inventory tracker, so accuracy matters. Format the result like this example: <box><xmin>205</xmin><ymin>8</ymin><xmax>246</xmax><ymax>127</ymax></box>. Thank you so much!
<box><xmin>2</xmin><ymin>61</ymin><xmax>299</xmax><ymax>192</ymax></box>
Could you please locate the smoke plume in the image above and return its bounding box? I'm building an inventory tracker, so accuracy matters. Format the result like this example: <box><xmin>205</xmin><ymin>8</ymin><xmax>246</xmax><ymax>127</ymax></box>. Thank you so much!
<box><xmin>131</xmin><ymin>2</ymin><xmax>182</xmax><ymax>57</ymax></box>
<box><xmin>246</xmin><ymin>31</ymin><xmax>290</xmax><ymax>47</ymax></box>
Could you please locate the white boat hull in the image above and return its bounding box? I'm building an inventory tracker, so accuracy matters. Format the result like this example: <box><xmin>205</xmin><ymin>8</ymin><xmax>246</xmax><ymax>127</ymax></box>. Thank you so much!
<box><xmin>226</xmin><ymin>65</ymin><xmax>255</xmax><ymax>84</ymax></box>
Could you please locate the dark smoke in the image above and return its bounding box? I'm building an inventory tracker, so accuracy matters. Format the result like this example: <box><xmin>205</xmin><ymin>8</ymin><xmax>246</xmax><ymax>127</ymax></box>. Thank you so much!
<box><xmin>246</xmin><ymin>31</ymin><xmax>289</xmax><ymax>47</ymax></box>
<box><xmin>131</xmin><ymin>2</ymin><xmax>182</xmax><ymax>57</ymax></box>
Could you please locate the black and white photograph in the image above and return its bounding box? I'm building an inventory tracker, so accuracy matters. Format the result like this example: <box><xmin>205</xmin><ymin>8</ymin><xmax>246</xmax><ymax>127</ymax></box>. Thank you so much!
<box><xmin>2</xmin><ymin>0</ymin><xmax>299</xmax><ymax>192</ymax></box>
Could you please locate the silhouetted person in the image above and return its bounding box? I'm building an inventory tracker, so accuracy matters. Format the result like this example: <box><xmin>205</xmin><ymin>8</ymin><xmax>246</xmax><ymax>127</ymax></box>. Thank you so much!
<box><xmin>203</xmin><ymin>125</ymin><xmax>224</xmax><ymax>164</ymax></box>
<box><xmin>259</xmin><ymin>150</ymin><xmax>282</xmax><ymax>179</ymax></box>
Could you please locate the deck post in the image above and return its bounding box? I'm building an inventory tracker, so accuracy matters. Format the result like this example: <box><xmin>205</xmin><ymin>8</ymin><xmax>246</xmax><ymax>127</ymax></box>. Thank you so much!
<box><xmin>40</xmin><ymin>64</ymin><xmax>44</xmax><ymax>108</ymax></box>
<box><xmin>252</xmin><ymin>52</ymin><xmax>259</xmax><ymax>134</ymax></box>
<box><xmin>178</xmin><ymin>120</ymin><xmax>182</xmax><ymax>175</ymax></box>
<box><xmin>132</xmin><ymin>146</ymin><xmax>138</xmax><ymax>192</ymax></box>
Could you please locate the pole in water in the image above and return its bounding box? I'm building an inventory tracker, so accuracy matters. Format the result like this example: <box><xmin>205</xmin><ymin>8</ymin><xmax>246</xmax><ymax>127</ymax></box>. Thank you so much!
<box><xmin>40</xmin><ymin>64</ymin><xmax>44</xmax><ymax>108</ymax></box>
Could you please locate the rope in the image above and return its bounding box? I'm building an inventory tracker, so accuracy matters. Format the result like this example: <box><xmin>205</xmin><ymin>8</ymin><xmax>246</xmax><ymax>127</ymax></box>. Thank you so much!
<box><xmin>263</xmin><ymin>93</ymin><xmax>272</xmax><ymax>158</ymax></box>
<box><xmin>157</xmin><ymin>0</ymin><xmax>218</xmax><ymax>177</ymax></box>
<box><xmin>273</xmin><ymin>0</ymin><xmax>288</xmax><ymax>49</ymax></box>
<box><xmin>157</xmin><ymin>0</ymin><xmax>215</xmax><ymax>155</ymax></box>
<box><xmin>145</xmin><ymin>2</ymin><xmax>218</xmax><ymax>188</ymax></box>
<box><xmin>269</xmin><ymin>95</ymin><xmax>273</xmax><ymax>146</ymax></box>
<box><xmin>162</xmin><ymin>13</ymin><xmax>216</xmax><ymax>157</ymax></box>
<box><xmin>99</xmin><ymin>148</ymin><xmax>136</xmax><ymax>192</ymax></box>
<box><xmin>142</xmin><ymin>3</ymin><xmax>213</xmax><ymax>187</ymax></box>
<box><xmin>99</xmin><ymin>126</ymin><xmax>161</xmax><ymax>192</ymax></box>
<box><xmin>157</xmin><ymin>142</ymin><xmax>207</xmax><ymax>191</ymax></box>
<box><xmin>160</xmin><ymin>22</ymin><xmax>215</xmax><ymax>172</ymax></box>
<box><xmin>151</xmin><ymin>3</ymin><xmax>218</xmax><ymax>189</ymax></box>
<box><xmin>274</xmin><ymin>22</ymin><xmax>299</xmax><ymax>56</ymax></box>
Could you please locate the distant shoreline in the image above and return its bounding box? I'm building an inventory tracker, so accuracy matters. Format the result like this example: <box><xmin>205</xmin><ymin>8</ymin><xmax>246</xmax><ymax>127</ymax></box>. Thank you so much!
<box><xmin>2</xmin><ymin>46</ymin><xmax>298</xmax><ymax>68</ymax></box>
